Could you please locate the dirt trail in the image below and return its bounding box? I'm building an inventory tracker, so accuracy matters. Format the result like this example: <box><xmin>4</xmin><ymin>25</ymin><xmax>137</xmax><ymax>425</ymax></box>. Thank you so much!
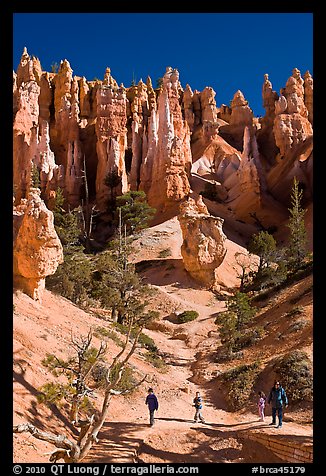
<box><xmin>85</xmin><ymin>305</ymin><xmax>312</xmax><ymax>463</ymax></box>
<box><xmin>13</xmin><ymin>216</ymin><xmax>313</xmax><ymax>464</ymax></box>
<box><xmin>85</xmin><ymin>269</ymin><xmax>312</xmax><ymax>464</ymax></box>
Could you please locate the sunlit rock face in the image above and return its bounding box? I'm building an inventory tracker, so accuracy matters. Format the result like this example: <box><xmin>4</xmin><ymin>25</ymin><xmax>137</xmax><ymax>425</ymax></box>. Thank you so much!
<box><xmin>145</xmin><ymin>67</ymin><xmax>192</xmax><ymax>213</ymax></box>
<box><xmin>266</xmin><ymin>68</ymin><xmax>313</xmax><ymax>204</ymax></box>
<box><xmin>178</xmin><ymin>196</ymin><xmax>227</xmax><ymax>289</ymax></box>
<box><xmin>13</xmin><ymin>189</ymin><xmax>63</xmax><ymax>301</ymax></box>
<box><xmin>12</xmin><ymin>49</ymin><xmax>313</xmax><ymax>243</ymax></box>
<box><xmin>95</xmin><ymin>68</ymin><xmax>128</xmax><ymax>210</ymax></box>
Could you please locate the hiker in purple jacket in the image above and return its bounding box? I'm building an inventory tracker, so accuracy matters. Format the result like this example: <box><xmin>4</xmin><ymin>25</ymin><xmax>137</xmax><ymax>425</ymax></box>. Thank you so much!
<box><xmin>145</xmin><ymin>387</ymin><xmax>159</xmax><ymax>426</ymax></box>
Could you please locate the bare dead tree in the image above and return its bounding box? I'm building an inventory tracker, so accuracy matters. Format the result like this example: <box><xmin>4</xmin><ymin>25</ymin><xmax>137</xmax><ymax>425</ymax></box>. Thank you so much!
<box><xmin>14</xmin><ymin>320</ymin><xmax>150</xmax><ymax>462</ymax></box>
<box><xmin>69</xmin><ymin>329</ymin><xmax>106</xmax><ymax>424</ymax></box>
<box><xmin>234</xmin><ymin>251</ymin><xmax>258</xmax><ymax>292</ymax></box>
<box><xmin>79</xmin><ymin>154</ymin><xmax>97</xmax><ymax>253</ymax></box>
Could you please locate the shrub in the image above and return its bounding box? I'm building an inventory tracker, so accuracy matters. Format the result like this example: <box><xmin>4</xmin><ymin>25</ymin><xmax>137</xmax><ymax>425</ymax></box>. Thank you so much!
<box><xmin>223</xmin><ymin>361</ymin><xmax>260</xmax><ymax>410</ymax></box>
<box><xmin>144</xmin><ymin>351</ymin><xmax>168</xmax><ymax>371</ymax></box>
<box><xmin>285</xmin><ymin>306</ymin><xmax>304</xmax><ymax>318</ymax></box>
<box><xmin>200</xmin><ymin>182</ymin><xmax>221</xmax><ymax>202</ymax></box>
<box><xmin>273</xmin><ymin>350</ymin><xmax>313</xmax><ymax>403</ymax></box>
<box><xmin>158</xmin><ymin>248</ymin><xmax>172</xmax><ymax>258</ymax></box>
<box><xmin>231</xmin><ymin>327</ymin><xmax>265</xmax><ymax>352</ymax></box>
<box><xmin>138</xmin><ymin>333</ymin><xmax>158</xmax><ymax>353</ymax></box>
<box><xmin>215</xmin><ymin>348</ymin><xmax>244</xmax><ymax>363</ymax></box>
<box><xmin>287</xmin><ymin>319</ymin><xmax>307</xmax><ymax>333</ymax></box>
<box><xmin>94</xmin><ymin>327</ymin><xmax>124</xmax><ymax>347</ymax></box>
<box><xmin>176</xmin><ymin>310</ymin><xmax>199</xmax><ymax>324</ymax></box>
<box><xmin>112</xmin><ymin>322</ymin><xmax>158</xmax><ymax>352</ymax></box>
<box><xmin>46</xmin><ymin>250</ymin><xmax>94</xmax><ymax>307</ymax></box>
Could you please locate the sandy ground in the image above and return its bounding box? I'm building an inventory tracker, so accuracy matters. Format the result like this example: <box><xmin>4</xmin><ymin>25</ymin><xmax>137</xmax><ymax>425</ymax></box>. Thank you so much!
<box><xmin>13</xmin><ymin>217</ymin><xmax>313</xmax><ymax>464</ymax></box>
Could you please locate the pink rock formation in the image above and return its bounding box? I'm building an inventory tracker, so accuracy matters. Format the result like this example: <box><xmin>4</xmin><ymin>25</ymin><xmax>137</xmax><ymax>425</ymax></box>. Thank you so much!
<box><xmin>13</xmin><ymin>189</ymin><xmax>64</xmax><ymax>301</ymax></box>
<box><xmin>95</xmin><ymin>69</ymin><xmax>128</xmax><ymax>210</ymax></box>
<box><xmin>13</xmin><ymin>49</ymin><xmax>62</xmax><ymax>206</ymax></box>
<box><xmin>12</xmin><ymin>50</ymin><xmax>313</xmax><ymax>251</ymax></box>
<box><xmin>217</xmin><ymin>104</ymin><xmax>232</xmax><ymax>123</ymax></box>
<box><xmin>266</xmin><ymin>68</ymin><xmax>313</xmax><ymax>204</ymax></box>
<box><xmin>52</xmin><ymin>60</ymin><xmax>83</xmax><ymax>207</ymax></box>
<box><xmin>178</xmin><ymin>196</ymin><xmax>227</xmax><ymax>289</ymax></box>
<box><xmin>183</xmin><ymin>84</ymin><xmax>195</xmax><ymax>132</ymax></box>
<box><xmin>13</xmin><ymin>71</ymin><xmax>18</xmax><ymax>115</ymax></box>
<box><xmin>13</xmin><ymin>78</ymin><xmax>41</xmax><ymax>203</ymax></box>
<box><xmin>262</xmin><ymin>73</ymin><xmax>278</xmax><ymax>124</ymax></box>
<box><xmin>229</xmin><ymin>90</ymin><xmax>254</xmax><ymax>126</ymax></box>
<box><xmin>200</xmin><ymin>87</ymin><xmax>218</xmax><ymax>124</ymax></box>
<box><xmin>79</xmin><ymin>76</ymin><xmax>91</xmax><ymax>118</ymax></box>
<box><xmin>16</xmin><ymin>47</ymin><xmax>42</xmax><ymax>88</ymax></box>
<box><xmin>129</xmin><ymin>79</ymin><xmax>151</xmax><ymax>190</ymax></box>
<box><xmin>145</xmin><ymin>67</ymin><xmax>192</xmax><ymax>212</ymax></box>
<box><xmin>39</xmin><ymin>72</ymin><xmax>53</xmax><ymax>121</ymax></box>
<box><xmin>231</xmin><ymin>126</ymin><xmax>265</xmax><ymax>218</ymax></box>
<box><xmin>304</xmin><ymin>71</ymin><xmax>313</xmax><ymax>125</ymax></box>
<box><xmin>219</xmin><ymin>90</ymin><xmax>255</xmax><ymax>152</ymax></box>
<box><xmin>273</xmin><ymin>68</ymin><xmax>312</xmax><ymax>159</ymax></box>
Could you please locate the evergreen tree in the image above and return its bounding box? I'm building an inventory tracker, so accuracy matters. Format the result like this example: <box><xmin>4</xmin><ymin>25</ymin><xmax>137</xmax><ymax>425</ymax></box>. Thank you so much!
<box><xmin>247</xmin><ymin>231</ymin><xmax>286</xmax><ymax>290</ymax></box>
<box><xmin>104</xmin><ymin>170</ymin><xmax>122</xmax><ymax>206</ymax></box>
<box><xmin>31</xmin><ymin>163</ymin><xmax>40</xmax><ymax>189</ymax></box>
<box><xmin>215</xmin><ymin>292</ymin><xmax>257</xmax><ymax>354</ymax></box>
<box><xmin>52</xmin><ymin>187</ymin><xmax>81</xmax><ymax>248</ymax></box>
<box><xmin>50</xmin><ymin>62</ymin><xmax>59</xmax><ymax>73</ymax></box>
<box><xmin>286</xmin><ymin>177</ymin><xmax>308</xmax><ymax>270</ymax></box>
<box><xmin>115</xmin><ymin>190</ymin><xmax>156</xmax><ymax>235</ymax></box>
<box><xmin>225</xmin><ymin>292</ymin><xmax>257</xmax><ymax>331</ymax></box>
<box><xmin>90</xmin><ymin>250</ymin><xmax>154</xmax><ymax>324</ymax></box>
<box><xmin>248</xmin><ymin>231</ymin><xmax>277</xmax><ymax>274</ymax></box>
<box><xmin>156</xmin><ymin>77</ymin><xmax>163</xmax><ymax>89</ymax></box>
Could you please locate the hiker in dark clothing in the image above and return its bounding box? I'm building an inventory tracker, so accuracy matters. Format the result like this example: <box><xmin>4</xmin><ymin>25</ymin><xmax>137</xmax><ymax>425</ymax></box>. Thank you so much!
<box><xmin>145</xmin><ymin>388</ymin><xmax>158</xmax><ymax>426</ymax></box>
<box><xmin>267</xmin><ymin>380</ymin><xmax>288</xmax><ymax>428</ymax></box>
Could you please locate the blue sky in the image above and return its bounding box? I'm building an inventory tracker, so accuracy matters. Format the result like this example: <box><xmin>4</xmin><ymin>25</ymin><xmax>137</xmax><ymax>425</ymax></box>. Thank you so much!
<box><xmin>13</xmin><ymin>13</ymin><xmax>313</xmax><ymax>117</ymax></box>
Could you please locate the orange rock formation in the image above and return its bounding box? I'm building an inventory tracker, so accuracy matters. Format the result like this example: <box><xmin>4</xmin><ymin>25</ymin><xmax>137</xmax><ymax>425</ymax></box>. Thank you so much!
<box><xmin>13</xmin><ymin>189</ymin><xmax>64</xmax><ymax>301</ymax></box>
<box><xmin>178</xmin><ymin>196</ymin><xmax>227</xmax><ymax>288</ymax></box>
<box><xmin>12</xmin><ymin>49</ymin><xmax>313</xmax><ymax>292</ymax></box>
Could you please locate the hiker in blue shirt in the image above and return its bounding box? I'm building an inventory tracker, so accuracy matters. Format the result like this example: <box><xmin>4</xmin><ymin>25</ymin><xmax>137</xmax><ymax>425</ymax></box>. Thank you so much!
<box><xmin>267</xmin><ymin>380</ymin><xmax>288</xmax><ymax>428</ymax></box>
<box><xmin>193</xmin><ymin>391</ymin><xmax>206</xmax><ymax>423</ymax></box>
<box><xmin>145</xmin><ymin>388</ymin><xmax>159</xmax><ymax>426</ymax></box>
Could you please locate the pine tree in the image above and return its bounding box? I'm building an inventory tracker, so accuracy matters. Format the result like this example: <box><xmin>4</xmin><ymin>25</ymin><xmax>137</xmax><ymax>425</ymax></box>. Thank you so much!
<box><xmin>115</xmin><ymin>190</ymin><xmax>156</xmax><ymax>235</ymax></box>
<box><xmin>31</xmin><ymin>162</ymin><xmax>40</xmax><ymax>189</ymax></box>
<box><xmin>104</xmin><ymin>170</ymin><xmax>122</xmax><ymax>217</ymax></box>
<box><xmin>215</xmin><ymin>292</ymin><xmax>257</xmax><ymax>354</ymax></box>
<box><xmin>247</xmin><ymin>231</ymin><xmax>281</xmax><ymax>289</ymax></box>
<box><xmin>248</xmin><ymin>231</ymin><xmax>277</xmax><ymax>274</ymax></box>
<box><xmin>286</xmin><ymin>177</ymin><xmax>308</xmax><ymax>270</ymax></box>
<box><xmin>52</xmin><ymin>187</ymin><xmax>81</xmax><ymax>248</ymax></box>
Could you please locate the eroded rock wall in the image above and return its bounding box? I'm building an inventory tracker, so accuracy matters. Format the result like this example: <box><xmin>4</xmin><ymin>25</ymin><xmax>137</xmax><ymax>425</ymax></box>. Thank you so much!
<box><xmin>13</xmin><ymin>48</ymin><xmax>313</xmax><ymax>227</ymax></box>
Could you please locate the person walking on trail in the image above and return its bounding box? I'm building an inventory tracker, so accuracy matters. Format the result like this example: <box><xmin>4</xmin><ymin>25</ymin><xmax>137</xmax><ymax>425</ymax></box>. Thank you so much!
<box><xmin>267</xmin><ymin>380</ymin><xmax>288</xmax><ymax>428</ymax></box>
<box><xmin>193</xmin><ymin>391</ymin><xmax>206</xmax><ymax>423</ymax></box>
<box><xmin>257</xmin><ymin>391</ymin><xmax>267</xmax><ymax>421</ymax></box>
<box><xmin>145</xmin><ymin>388</ymin><xmax>158</xmax><ymax>426</ymax></box>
